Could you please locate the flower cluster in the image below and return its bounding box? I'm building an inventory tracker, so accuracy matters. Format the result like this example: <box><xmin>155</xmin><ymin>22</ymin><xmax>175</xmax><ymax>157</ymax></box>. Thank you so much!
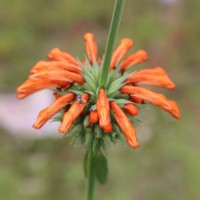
<box><xmin>16</xmin><ymin>33</ymin><xmax>180</xmax><ymax>150</ymax></box>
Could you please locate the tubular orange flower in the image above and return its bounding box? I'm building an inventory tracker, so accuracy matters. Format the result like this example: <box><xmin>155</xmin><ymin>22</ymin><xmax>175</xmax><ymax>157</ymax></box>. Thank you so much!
<box><xmin>121</xmin><ymin>85</ymin><xmax>180</xmax><ymax>119</ymax></box>
<box><xmin>110</xmin><ymin>101</ymin><xmax>139</xmax><ymax>148</ymax></box>
<box><xmin>29</xmin><ymin>69</ymin><xmax>84</xmax><ymax>84</ymax></box>
<box><xmin>89</xmin><ymin>110</ymin><xmax>99</xmax><ymax>123</ymax></box>
<box><xmin>124</xmin><ymin>103</ymin><xmax>138</xmax><ymax>116</ymax></box>
<box><xmin>16</xmin><ymin>32</ymin><xmax>180</xmax><ymax>150</ymax></box>
<box><xmin>16</xmin><ymin>79</ymin><xmax>71</xmax><ymax>99</ymax></box>
<box><xmin>84</xmin><ymin>33</ymin><xmax>98</xmax><ymax>64</ymax></box>
<box><xmin>48</xmin><ymin>48</ymin><xmax>78</xmax><ymax>65</ymax></box>
<box><xmin>126</xmin><ymin>67</ymin><xmax>176</xmax><ymax>90</ymax></box>
<box><xmin>33</xmin><ymin>93</ymin><xmax>75</xmax><ymax>129</ymax></box>
<box><xmin>30</xmin><ymin>60</ymin><xmax>82</xmax><ymax>74</ymax></box>
<box><xmin>110</xmin><ymin>38</ymin><xmax>134</xmax><ymax>70</ymax></box>
<box><xmin>120</xmin><ymin>50</ymin><xmax>148</xmax><ymax>72</ymax></box>
<box><xmin>96</xmin><ymin>89</ymin><xmax>111</xmax><ymax>128</ymax></box>
<box><xmin>59</xmin><ymin>93</ymin><xmax>90</xmax><ymax>133</ymax></box>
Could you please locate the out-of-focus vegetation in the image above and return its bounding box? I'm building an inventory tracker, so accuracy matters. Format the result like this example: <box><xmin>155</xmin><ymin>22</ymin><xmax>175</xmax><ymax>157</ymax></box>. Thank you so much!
<box><xmin>0</xmin><ymin>0</ymin><xmax>200</xmax><ymax>199</ymax></box>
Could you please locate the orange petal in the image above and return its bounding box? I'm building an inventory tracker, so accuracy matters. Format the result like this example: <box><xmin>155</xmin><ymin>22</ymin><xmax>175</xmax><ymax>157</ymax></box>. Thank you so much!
<box><xmin>110</xmin><ymin>38</ymin><xmax>134</xmax><ymax>70</ymax></box>
<box><xmin>33</xmin><ymin>93</ymin><xmax>75</xmax><ymax>129</ymax></box>
<box><xmin>121</xmin><ymin>85</ymin><xmax>180</xmax><ymax>119</ymax></box>
<box><xmin>16</xmin><ymin>79</ymin><xmax>70</xmax><ymax>99</ymax></box>
<box><xmin>84</xmin><ymin>33</ymin><xmax>98</xmax><ymax>64</ymax></box>
<box><xmin>124</xmin><ymin>103</ymin><xmax>138</xmax><ymax>116</ymax></box>
<box><xmin>167</xmin><ymin>100</ymin><xmax>181</xmax><ymax>119</ymax></box>
<box><xmin>29</xmin><ymin>70</ymin><xmax>84</xmax><ymax>84</ymax></box>
<box><xmin>120</xmin><ymin>50</ymin><xmax>148</xmax><ymax>72</ymax></box>
<box><xmin>58</xmin><ymin>93</ymin><xmax>90</xmax><ymax>133</ymax></box>
<box><xmin>30</xmin><ymin>60</ymin><xmax>82</xmax><ymax>74</ymax></box>
<box><xmin>48</xmin><ymin>48</ymin><xmax>78</xmax><ymax>65</ymax></box>
<box><xmin>89</xmin><ymin>110</ymin><xmax>99</xmax><ymax>123</ymax></box>
<box><xmin>126</xmin><ymin>74</ymin><xmax>176</xmax><ymax>90</ymax></box>
<box><xmin>110</xmin><ymin>101</ymin><xmax>139</xmax><ymax>149</ymax></box>
<box><xmin>96</xmin><ymin>89</ymin><xmax>111</xmax><ymax>128</ymax></box>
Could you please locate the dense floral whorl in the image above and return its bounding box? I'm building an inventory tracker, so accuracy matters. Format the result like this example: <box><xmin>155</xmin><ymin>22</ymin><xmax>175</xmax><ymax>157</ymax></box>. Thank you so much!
<box><xmin>16</xmin><ymin>33</ymin><xmax>180</xmax><ymax>150</ymax></box>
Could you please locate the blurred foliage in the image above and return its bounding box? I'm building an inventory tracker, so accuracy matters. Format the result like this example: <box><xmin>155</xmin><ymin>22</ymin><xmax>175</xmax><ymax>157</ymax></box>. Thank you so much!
<box><xmin>0</xmin><ymin>0</ymin><xmax>200</xmax><ymax>199</ymax></box>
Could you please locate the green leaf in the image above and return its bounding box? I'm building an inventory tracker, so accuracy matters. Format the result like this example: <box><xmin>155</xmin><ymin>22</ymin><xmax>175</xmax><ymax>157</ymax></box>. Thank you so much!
<box><xmin>95</xmin><ymin>153</ymin><xmax>108</xmax><ymax>184</ymax></box>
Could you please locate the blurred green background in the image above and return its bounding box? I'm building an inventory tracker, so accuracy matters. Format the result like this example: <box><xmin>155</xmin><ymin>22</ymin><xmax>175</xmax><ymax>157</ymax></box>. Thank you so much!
<box><xmin>0</xmin><ymin>0</ymin><xmax>199</xmax><ymax>199</ymax></box>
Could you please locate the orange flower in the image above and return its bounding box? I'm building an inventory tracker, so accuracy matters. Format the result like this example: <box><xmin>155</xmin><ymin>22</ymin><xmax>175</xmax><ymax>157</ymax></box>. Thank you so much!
<box><xmin>29</xmin><ymin>69</ymin><xmax>84</xmax><ymax>84</ymax></box>
<box><xmin>126</xmin><ymin>67</ymin><xmax>176</xmax><ymax>90</ymax></box>
<box><xmin>89</xmin><ymin>110</ymin><xmax>99</xmax><ymax>123</ymax></box>
<box><xmin>121</xmin><ymin>85</ymin><xmax>180</xmax><ymax>119</ymax></box>
<box><xmin>120</xmin><ymin>50</ymin><xmax>148</xmax><ymax>72</ymax></box>
<box><xmin>110</xmin><ymin>101</ymin><xmax>139</xmax><ymax>148</ymax></box>
<box><xmin>48</xmin><ymin>48</ymin><xmax>78</xmax><ymax>65</ymax></box>
<box><xmin>59</xmin><ymin>93</ymin><xmax>90</xmax><ymax>133</ymax></box>
<box><xmin>33</xmin><ymin>93</ymin><xmax>75</xmax><ymax>129</ymax></box>
<box><xmin>110</xmin><ymin>38</ymin><xmax>134</xmax><ymax>70</ymax></box>
<box><xmin>84</xmin><ymin>33</ymin><xmax>98</xmax><ymax>64</ymax></box>
<box><xmin>96</xmin><ymin>89</ymin><xmax>111</xmax><ymax>128</ymax></box>
<box><xmin>30</xmin><ymin>60</ymin><xmax>82</xmax><ymax>74</ymax></box>
<box><xmin>16</xmin><ymin>79</ymin><xmax>71</xmax><ymax>99</ymax></box>
<box><xmin>124</xmin><ymin>103</ymin><xmax>138</xmax><ymax>116</ymax></box>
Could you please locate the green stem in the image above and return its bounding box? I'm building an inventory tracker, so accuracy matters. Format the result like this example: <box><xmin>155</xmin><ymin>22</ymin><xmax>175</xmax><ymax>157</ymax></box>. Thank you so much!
<box><xmin>87</xmin><ymin>148</ymin><xmax>95</xmax><ymax>200</ymax></box>
<box><xmin>99</xmin><ymin>0</ymin><xmax>125</xmax><ymax>87</ymax></box>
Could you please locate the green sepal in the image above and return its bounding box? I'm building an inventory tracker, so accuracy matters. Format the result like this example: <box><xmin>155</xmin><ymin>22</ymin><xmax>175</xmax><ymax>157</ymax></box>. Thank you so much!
<box><xmin>66</xmin><ymin>123</ymin><xmax>83</xmax><ymax>137</ymax></box>
<box><xmin>83</xmin><ymin>115</ymin><xmax>90</xmax><ymax>128</ymax></box>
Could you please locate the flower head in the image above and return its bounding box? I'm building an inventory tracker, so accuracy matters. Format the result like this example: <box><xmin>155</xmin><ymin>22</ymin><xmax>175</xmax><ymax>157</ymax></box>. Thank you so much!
<box><xmin>16</xmin><ymin>33</ymin><xmax>180</xmax><ymax>150</ymax></box>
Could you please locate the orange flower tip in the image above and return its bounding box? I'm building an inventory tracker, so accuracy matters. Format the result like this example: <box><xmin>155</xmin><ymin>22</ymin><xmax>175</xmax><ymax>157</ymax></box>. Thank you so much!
<box><xmin>130</xmin><ymin>96</ymin><xmax>143</xmax><ymax>104</ymax></box>
<box><xmin>32</xmin><ymin>123</ymin><xmax>41</xmax><ymax>130</ymax></box>
<box><xmin>103</xmin><ymin>123</ymin><xmax>113</xmax><ymax>133</ymax></box>
<box><xmin>124</xmin><ymin>104</ymin><xmax>138</xmax><ymax>116</ymax></box>
<box><xmin>89</xmin><ymin>111</ymin><xmax>99</xmax><ymax>123</ymax></box>
<box><xmin>16</xmin><ymin>90</ymin><xmax>27</xmax><ymax>99</ymax></box>
<box><xmin>168</xmin><ymin>100</ymin><xmax>181</xmax><ymax>119</ymax></box>
<box><xmin>84</xmin><ymin>32</ymin><xmax>95</xmax><ymax>41</ymax></box>
<box><xmin>121</xmin><ymin>38</ymin><xmax>134</xmax><ymax>48</ymax></box>
<box><xmin>137</xmin><ymin>50</ymin><xmax>148</xmax><ymax>61</ymax></box>
<box><xmin>48</xmin><ymin>48</ymin><xmax>59</xmax><ymax>59</ymax></box>
<box><xmin>58</xmin><ymin>126</ymin><xmax>67</xmax><ymax>134</ymax></box>
<box><xmin>127</xmin><ymin>139</ymin><xmax>140</xmax><ymax>149</ymax></box>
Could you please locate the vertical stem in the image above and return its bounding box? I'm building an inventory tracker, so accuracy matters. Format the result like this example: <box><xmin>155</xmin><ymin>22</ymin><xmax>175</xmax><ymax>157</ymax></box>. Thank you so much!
<box><xmin>87</xmin><ymin>148</ymin><xmax>95</xmax><ymax>200</ymax></box>
<box><xmin>99</xmin><ymin>0</ymin><xmax>125</xmax><ymax>87</ymax></box>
